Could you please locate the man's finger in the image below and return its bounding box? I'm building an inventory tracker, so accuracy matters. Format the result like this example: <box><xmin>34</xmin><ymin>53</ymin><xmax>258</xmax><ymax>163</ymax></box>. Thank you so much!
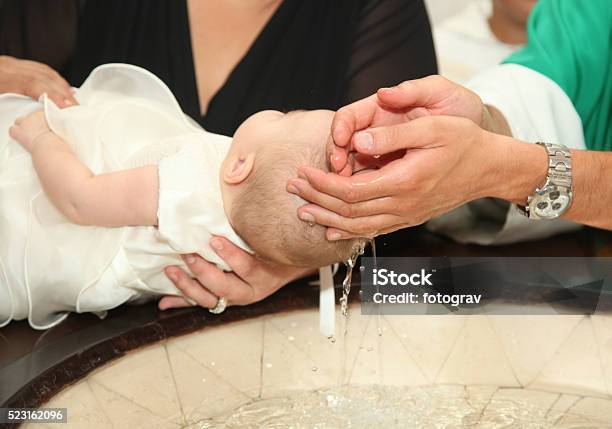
<box><xmin>295</xmin><ymin>203</ymin><xmax>399</xmax><ymax>238</ymax></box>
<box><xmin>325</xmin><ymin>221</ymin><xmax>414</xmax><ymax>240</ymax></box>
<box><xmin>290</xmin><ymin>178</ymin><xmax>395</xmax><ymax>218</ymax></box>
<box><xmin>377</xmin><ymin>75</ymin><xmax>450</xmax><ymax>109</ymax></box>
<box><xmin>323</xmin><ymin>227</ymin><xmax>358</xmax><ymax>240</ymax></box>
<box><xmin>288</xmin><ymin>178</ymin><xmax>347</xmax><ymax>212</ymax></box>
<box><xmin>350</xmin><ymin>121</ymin><xmax>433</xmax><ymax>156</ymax></box>
<box><xmin>352</xmin><ymin>151</ymin><xmax>405</xmax><ymax>171</ymax></box>
<box><xmin>327</xmin><ymin>134</ymin><xmax>348</xmax><ymax>174</ymax></box>
<box><xmin>298</xmin><ymin>165</ymin><xmax>397</xmax><ymax>203</ymax></box>
<box><xmin>326</xmin><ymin>136</ymin><xmax>348</xmax><ymax>173</ymax></box>
<box><xmin>331</xmin><ymin>94</ymin><xmax>380</xmax><ymax>148</ymax></box>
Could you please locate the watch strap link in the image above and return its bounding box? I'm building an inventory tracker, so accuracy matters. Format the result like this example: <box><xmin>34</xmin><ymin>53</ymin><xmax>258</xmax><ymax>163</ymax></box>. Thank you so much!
<box><xmin>542</xmin><ymin>142</ymin><xmax>572</xmax><ymax>188</ymax></box>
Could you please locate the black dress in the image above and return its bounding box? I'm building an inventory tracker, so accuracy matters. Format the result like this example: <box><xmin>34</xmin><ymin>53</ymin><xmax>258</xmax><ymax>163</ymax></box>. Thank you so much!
<box><xmin>0</xmin><ymin>0</ymin><xmax>79</xmax><ymax>71</ymax></box>
<box><xmin>0</xmin><ymin>0</ymin><xmax>437</xmax><ymax>252</ymax></box>
<box><xmin>65</xmin><ymin>0</ymin><xmax>437</xmax><ymax>136</ymax></box>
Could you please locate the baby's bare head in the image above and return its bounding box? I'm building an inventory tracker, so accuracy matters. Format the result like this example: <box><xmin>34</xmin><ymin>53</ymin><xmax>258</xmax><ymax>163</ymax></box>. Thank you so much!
<box><xmin>225</xmin><ymin>110</ymin><xmax>365</xmax><ymax>268</ymax></box>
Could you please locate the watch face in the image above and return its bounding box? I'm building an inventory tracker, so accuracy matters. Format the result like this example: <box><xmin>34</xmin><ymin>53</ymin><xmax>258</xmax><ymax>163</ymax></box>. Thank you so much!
<box><xmin>530</xmin><ymin>187</ymin><xmax>572</xmax><ymax>219</ymax></box>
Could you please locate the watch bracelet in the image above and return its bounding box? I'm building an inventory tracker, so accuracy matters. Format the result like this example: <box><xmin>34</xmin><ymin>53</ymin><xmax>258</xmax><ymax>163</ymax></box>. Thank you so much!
<box><xmin>516</xmin><ymin>142</ymin><xmax>573</xmax><ymax>218</ymax></box>
<box><xmin>538</xmin><ymin>142</ymin><xmax>572</xmax><ymax>188</ymax></box>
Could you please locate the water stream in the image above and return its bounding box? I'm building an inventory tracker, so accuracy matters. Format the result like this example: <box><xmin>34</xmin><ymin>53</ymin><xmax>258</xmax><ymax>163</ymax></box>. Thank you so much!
<box><xmin>336</xmin><ymin>240</ymin><xmax>369</xmax><ymax>385</ymax></box>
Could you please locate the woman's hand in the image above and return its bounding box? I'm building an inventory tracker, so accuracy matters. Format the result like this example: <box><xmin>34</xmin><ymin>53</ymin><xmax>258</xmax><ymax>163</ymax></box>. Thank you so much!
<box><xmin>290</xmin><ymin>115</ymin><xmax>532</xmax><ymax>239</ymax></box>
<box><xmin>9</xmin><ymin>110</ymin><xmax>51</xmax><ymax>152</ymax></box>
<box><xmin>0</xmin><ymin>56</ymin><xmax>78</xmax><ymax>108</ymax></box>
<box><xmin>159</xmin><ymin>236</ymin><xmax>313</xmax><ymax>310</ymax></box>
<box><xmin>328</xmin><ymin>75</ymin><xmax>486</xmax><ymax>175</ymax></box>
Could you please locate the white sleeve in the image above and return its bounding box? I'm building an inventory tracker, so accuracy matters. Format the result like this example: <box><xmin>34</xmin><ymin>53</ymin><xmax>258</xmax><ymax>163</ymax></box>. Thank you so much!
<box><xmin>156</xmin><ymin>142</ymin><xmax>252</xmax><ymax>271</ymax></box>
<box><xmin>427</xmin><ymin>64</ymin><xmax>585</xmax><ymax>245</ymax></box>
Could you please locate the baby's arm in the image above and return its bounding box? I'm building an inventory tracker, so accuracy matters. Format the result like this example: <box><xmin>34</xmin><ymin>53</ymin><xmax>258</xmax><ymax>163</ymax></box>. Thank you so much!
<box><xmin>10</xmin><ymin>110</ymin><xmax>159</xmax><ymax>227</ymax></box>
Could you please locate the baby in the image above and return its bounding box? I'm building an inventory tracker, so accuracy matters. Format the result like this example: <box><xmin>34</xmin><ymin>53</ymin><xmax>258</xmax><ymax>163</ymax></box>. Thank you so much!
<box><xmin>222</xmin><ymin>109</ymin><xmax>364</xmax><ymax>267</ymax></box>
<box><xmin>0</xmin><ymin>64</ymin><xmax>363</xmax><ymax>329</ymax></box>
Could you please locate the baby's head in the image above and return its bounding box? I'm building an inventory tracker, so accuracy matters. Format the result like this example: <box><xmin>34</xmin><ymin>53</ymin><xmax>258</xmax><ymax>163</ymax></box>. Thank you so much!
<box><xmin>221</xmin><ymin>110</ymin><xmax>365</xmax><ymax>268</ymax></box>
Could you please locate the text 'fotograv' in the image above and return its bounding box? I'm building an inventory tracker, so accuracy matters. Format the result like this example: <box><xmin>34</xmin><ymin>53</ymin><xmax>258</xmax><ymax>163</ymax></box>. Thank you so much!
<box><xmin>370</xmin><ymin>269</ymin><xmax>482</xmax><ymax>307</ymax></box>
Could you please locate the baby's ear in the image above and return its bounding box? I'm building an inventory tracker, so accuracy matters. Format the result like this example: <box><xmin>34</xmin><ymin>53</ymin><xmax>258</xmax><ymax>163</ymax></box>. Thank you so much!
<box><xmin>223</xmin><ymin>153</ymin><xmax>255</xmax><ymax>184</ymax></box>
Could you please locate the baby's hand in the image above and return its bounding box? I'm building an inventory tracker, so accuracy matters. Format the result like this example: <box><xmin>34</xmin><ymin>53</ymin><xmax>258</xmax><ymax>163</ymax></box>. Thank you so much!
<box><xmin>9</xmin><ymin>110</ymin><xmax>52</xmax><ymax>152</ymax></box>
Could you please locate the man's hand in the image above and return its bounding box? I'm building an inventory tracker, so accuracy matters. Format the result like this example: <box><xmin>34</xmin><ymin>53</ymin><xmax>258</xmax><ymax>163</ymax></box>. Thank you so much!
<box><xmin>328</xmin><ymin>75</ymin><xmax>485</xmax><ymax>175</ymax></box>
<box><xmin>291</xmin><ymin>115</ymin><xmax>542</xmax><ymax>239</ymax></box>
<box><xmin>0</xmin><ymin>56</ymin><xmax>78</xmax><ymax>108</ymax></box>
<box><xmin>159</xmin><ymin>236</ymin><xmax>313</xmax><ymax>310</ymax></box>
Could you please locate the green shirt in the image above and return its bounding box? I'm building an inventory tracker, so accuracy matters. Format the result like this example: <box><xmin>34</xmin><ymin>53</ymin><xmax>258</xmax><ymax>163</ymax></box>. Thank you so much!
<box><xmin>504</xmin><ymin>0</ymin><xmax>612</xmax><ymax>151</ymax></box>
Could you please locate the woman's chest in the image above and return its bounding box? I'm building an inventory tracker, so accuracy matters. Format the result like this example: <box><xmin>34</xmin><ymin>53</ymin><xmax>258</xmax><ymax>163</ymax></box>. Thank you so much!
<box><xmin>187</xmin><ymin>0</ymin><xmax>282</xmax><ymax>116</ymax></box>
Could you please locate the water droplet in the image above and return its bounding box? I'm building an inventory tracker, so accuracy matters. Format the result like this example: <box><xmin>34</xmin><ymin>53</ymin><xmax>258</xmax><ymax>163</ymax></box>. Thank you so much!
<box><xmin>311</xmin><ymin>366</ymin><xmax>318</xmax><ymax>372</ymax></box>
<box><xmin>366</xmin><ymin>346</ymin><xmax>373</xmax><ymax>352</ymax></box>
<box><xmin>327</xmin><ymin>336</ymin><xmax>336</xmax><ymax>343</ymax></box>
<box><xmin>266</xmin><ymin>363</ymin><xmax>273</xmax><ymax>368</ymax></box>
<box><xmin>201</xmin><ymin>378</ymin><xmax>206</xmax><ymax>383</ymax></box>
<box><xmin>288</xmin><ymin>335</ymin><xmax>295</xmax><ymax>341</ymax></box>
<box><xmin>210</xmin><ymin>361</ymin><xmax>216</xmax><ymax>366</ymax></box>
<box><xmin>326</xmin><ymin>394</ymin><xmax>337</xmax><ymax>407</ymax></box>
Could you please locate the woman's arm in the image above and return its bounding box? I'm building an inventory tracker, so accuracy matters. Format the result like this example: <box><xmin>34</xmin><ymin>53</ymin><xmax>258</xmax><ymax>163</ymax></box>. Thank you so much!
<box><xmin>10</xmin><ymin>110</ymin><xmax>158</xmax><ymax>227</ymax></box>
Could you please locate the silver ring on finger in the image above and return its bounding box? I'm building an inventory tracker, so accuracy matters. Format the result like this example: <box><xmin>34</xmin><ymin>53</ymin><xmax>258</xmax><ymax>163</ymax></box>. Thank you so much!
<box><xmin>209</xmin><ymin>296</ymin><xmax>228</xmax><ymax>314</ymax></box>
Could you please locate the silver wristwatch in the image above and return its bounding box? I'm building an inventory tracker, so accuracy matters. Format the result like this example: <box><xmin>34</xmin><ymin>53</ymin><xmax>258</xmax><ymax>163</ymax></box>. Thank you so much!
<box><xmin>516</xmin><ymin>142</ymin><xmax>573</xmax><ymax>220</ymax></box>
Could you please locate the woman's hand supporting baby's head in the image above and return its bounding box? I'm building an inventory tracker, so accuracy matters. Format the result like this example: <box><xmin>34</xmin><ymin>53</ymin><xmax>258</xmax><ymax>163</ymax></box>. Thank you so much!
<box><xmin>221</xmin><ymin>109</ymin><xmax>365</xmax><ymax>268</ymax></box>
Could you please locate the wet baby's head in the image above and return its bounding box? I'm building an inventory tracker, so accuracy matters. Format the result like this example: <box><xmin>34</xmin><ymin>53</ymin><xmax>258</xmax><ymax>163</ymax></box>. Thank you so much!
<box><xmin>221</xmin><ymin>110</ymin><xmax>365</xmax><ymax>268</ymax></box>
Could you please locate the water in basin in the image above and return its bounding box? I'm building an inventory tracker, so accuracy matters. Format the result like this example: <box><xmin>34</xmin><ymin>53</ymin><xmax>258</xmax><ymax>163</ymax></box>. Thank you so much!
<box><xmin>192</xmin><ymin>384</ymin><xmax>577</xmax><ymax>429</ymax></box>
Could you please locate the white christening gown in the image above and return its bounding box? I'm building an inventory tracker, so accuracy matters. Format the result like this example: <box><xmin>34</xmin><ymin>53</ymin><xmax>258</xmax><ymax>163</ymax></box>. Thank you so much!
<box><xmin>0</xmin><ymin>64</ymin><xmax>251</xmax><ymax>330</ymax></box>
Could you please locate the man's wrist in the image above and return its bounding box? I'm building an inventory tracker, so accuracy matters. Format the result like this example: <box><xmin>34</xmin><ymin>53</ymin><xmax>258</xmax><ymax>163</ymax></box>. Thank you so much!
<box><xmin>484</xmin><ymin>133</ymin><xmax>548</xmax><ymax>205</ymax></box>
<box><xmin>481</xmin><ymin>105</ymin><xmax>512</xmax><ymax>137</ymax></box>
<box><xmin>563</xmin><ymin>149</ymin><xmax>602</xmax><ymax>227</ymax></box>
